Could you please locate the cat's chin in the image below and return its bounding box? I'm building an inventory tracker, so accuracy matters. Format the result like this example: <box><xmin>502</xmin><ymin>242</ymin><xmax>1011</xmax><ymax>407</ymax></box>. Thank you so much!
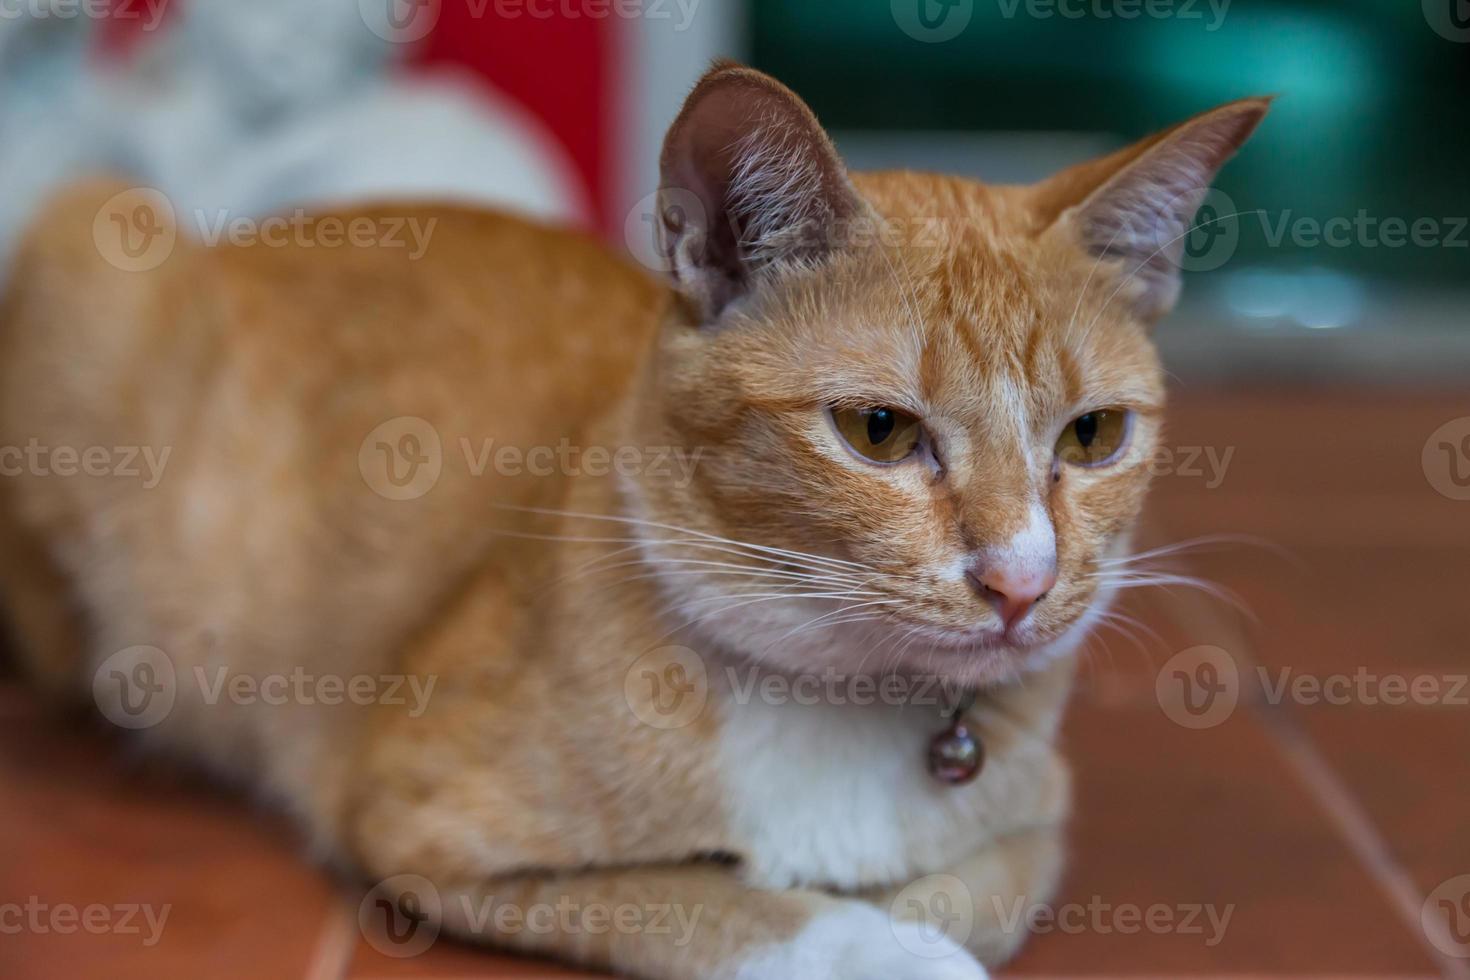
<box><xmin>697</xmin><ymin>608</ymin><xmax>1094</xmax><ymax>696</ymax></box>
<box><xmin>861</xmin><ymin>603</ymin><xmax>1104</xmax><ymax>690</ymax></box>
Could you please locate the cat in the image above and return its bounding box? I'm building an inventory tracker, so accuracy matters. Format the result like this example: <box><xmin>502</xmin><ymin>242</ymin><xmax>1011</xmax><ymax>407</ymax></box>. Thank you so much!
<box><xmin>0</xmin><ymin>63</ymin><xmax>1266</xmax><ymax>979</ymax></box>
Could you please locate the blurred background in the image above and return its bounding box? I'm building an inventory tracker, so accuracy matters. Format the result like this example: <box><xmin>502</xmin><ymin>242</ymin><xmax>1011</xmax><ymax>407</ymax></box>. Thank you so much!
<box><xmin>3</xmin><ymin>0</ymin><xmax>1467</xmax><ymax>378</ymax></box>
<box><xmin>1</xmin><ymin>1</ymin><xmax>1467</xmax><ymax>978</ymax></box>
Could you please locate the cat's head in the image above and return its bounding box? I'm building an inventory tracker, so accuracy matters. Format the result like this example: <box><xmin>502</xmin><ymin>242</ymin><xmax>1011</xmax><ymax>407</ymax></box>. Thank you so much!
<box><xmin>630</xmin><ymin>63</ymin><xmax>1267</xmax><ymax>689</ymax></box>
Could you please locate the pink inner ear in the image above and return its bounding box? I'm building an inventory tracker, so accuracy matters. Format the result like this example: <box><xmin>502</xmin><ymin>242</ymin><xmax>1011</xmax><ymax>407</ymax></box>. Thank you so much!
<box><xmin>1054</xmin><ymin>99</ymin><xmax>1270</xmax><ymax>321</ymax></box>
<box><xmin>657</xmin><ymin>66</ymin><xmax>862</xmax><ymax>320</ymax></box>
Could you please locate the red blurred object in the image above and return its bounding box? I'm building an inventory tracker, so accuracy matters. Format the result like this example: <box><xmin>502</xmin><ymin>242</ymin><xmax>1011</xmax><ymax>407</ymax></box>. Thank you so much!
<box><xmin>407</xmin><ymin>5</ymin><xmax>620</xmax><ymax>235</ymax></box>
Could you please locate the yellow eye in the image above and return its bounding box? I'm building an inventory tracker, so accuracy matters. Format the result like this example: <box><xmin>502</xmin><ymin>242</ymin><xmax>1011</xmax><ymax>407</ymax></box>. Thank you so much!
<box><xmin>1055</xmin><ymin>409</ymin><xmax>1131</xmax><ymax>467</ymax></box>
<box><xmin>832</xmin><ymin>406</ymin><xmax>923</xmax><ymax>464</ymax></box>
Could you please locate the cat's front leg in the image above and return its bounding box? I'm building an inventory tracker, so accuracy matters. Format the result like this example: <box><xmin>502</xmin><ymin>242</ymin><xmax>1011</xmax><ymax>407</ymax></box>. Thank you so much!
<box><xmin>372</xmin><ymin>863</ymin><xmax>988</xmax><ymax>980</ymax></box>
<box><xmin>869</xmin><ymin>825</ymin><xmax>1067</xmax><ymax>969</ymax></box>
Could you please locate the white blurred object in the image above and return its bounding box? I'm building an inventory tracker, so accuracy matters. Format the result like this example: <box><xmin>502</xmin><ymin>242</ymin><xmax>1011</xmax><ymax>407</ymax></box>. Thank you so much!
<box><xmin>0</xmin><ymin>0</ymin><xmax>589</xmax><ymax>283</ymax></box>
<box><xmin>116</xmin><ymin>0</ymin><xmax>589</xmax><ymax>226</ymax></box>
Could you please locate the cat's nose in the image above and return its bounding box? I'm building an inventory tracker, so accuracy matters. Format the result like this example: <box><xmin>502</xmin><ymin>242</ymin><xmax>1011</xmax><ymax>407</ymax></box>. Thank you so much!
<box><xmin>968</xmin><ymin>565</ymin><xmax>1058</xmax><ymax>632</ymax></box>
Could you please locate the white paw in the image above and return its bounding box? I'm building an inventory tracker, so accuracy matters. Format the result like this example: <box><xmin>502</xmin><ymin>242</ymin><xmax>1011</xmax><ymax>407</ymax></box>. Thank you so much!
<box><xmin>734</xmin><ymin>903</ymin><xmax>987</xmax><ymax>980</ymax></box>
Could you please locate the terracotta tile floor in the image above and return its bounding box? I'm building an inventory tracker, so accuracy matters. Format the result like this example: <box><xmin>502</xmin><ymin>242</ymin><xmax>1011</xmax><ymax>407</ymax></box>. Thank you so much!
<box><xmin>3</xmin><ymin>386</ymin><xmax>1468</xmax><ymax>978</ymax></box>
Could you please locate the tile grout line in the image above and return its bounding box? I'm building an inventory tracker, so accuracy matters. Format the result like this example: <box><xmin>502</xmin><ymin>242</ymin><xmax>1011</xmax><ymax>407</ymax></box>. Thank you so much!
<box><xmin>302</xmin><ymin>897</ymin><xmax>358</xmax><ymax>980</ymax></box>
<box><xmin>1161</xmin><ymin>532</ymin><xmax>1470</xmax><ymax>980</ymax></box>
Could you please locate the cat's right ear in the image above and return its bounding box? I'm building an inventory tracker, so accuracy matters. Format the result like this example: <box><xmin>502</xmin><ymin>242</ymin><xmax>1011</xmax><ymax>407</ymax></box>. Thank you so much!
<box><xmin>1032</xmin><ymin>96</ymin><xmax>1271</xmax><ymax>323</ymax></box>
<box><xmin>657</xmin><ymin>61</ymin><xmax>862</xmax><ymax>323</ymax></box>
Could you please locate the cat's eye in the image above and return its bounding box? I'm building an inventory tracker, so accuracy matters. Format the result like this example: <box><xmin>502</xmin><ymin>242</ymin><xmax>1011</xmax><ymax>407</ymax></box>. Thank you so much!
<box><xmin>1055</xmin><ymin>409</ymin><xmax>1131</xmax><ymax>467</ymax></box>
<box><xmin>831</xmin><ymin>406</ymin><xmax>923</xmax><ymax>464</ymax></box>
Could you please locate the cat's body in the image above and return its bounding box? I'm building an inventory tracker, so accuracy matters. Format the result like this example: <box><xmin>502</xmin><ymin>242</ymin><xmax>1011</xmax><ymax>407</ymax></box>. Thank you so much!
<box><xmin>0</xmin><ymin>66</ymin><xmax>1266</xmax><ymax>979</ymax></box>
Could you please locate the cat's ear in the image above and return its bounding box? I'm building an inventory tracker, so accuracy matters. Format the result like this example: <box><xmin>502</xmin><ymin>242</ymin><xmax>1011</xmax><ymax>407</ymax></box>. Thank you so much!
<box><xmin>657</xmin><ymin>61</ymin><xmax>862</xmax><ymax>322</ymax></box>
<box><xmin>1034</xmin><ymin>97</ymin><xmax>1271</xmax><ymax>322</ymax></box>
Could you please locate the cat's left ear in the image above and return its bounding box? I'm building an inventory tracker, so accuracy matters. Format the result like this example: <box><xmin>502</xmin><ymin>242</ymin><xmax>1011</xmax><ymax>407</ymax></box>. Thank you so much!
<box><xmin>657</xmin><ymin>61</ymin><xmax>863</xmax><ymax>323</ymax></box>
<box><xmin>1034</xmin><ymin>97</ymin><xmax>1272</xmax><ymax>323</ymax></box>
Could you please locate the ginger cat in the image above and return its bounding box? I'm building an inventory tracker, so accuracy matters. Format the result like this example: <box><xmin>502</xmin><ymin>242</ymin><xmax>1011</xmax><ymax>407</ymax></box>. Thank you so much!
<box><xmin>0</xmin><ymin>64</ymin><xmax>1266</xmax><ymax>979</ymax></box>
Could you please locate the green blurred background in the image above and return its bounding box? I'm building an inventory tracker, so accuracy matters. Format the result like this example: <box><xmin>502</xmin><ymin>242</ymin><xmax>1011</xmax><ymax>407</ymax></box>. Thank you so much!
<box><xmin>754</xmin><ymin>0</ymin><xmax>1469</xmax><ymax>283</ymax></box>
<box><xmin>744</xmin><ymin>0</ymin><xmax>1469</xmax><ymax>376</ymax></box>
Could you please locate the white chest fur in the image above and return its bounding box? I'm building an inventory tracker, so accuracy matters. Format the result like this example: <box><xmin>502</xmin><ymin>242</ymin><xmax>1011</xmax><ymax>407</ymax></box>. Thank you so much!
<box><xmin>712</xmin><ymin>677</ymin><xmax>995</xmax><ymax>892</ymax></box>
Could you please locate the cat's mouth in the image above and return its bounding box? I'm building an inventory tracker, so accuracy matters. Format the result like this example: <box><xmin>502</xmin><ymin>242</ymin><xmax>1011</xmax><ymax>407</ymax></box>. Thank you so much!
<box><xmin>878</xmin><ymin>605</ymin><xmax>1097</xmax><ymax>674</ymax></box>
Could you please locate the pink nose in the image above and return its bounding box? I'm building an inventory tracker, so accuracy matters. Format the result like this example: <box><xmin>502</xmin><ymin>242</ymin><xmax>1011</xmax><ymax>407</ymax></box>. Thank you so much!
<box><xmin>970</xmin><ymin>566</ymin><xmax>1058</xmax><ymax>632</ymax></box>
